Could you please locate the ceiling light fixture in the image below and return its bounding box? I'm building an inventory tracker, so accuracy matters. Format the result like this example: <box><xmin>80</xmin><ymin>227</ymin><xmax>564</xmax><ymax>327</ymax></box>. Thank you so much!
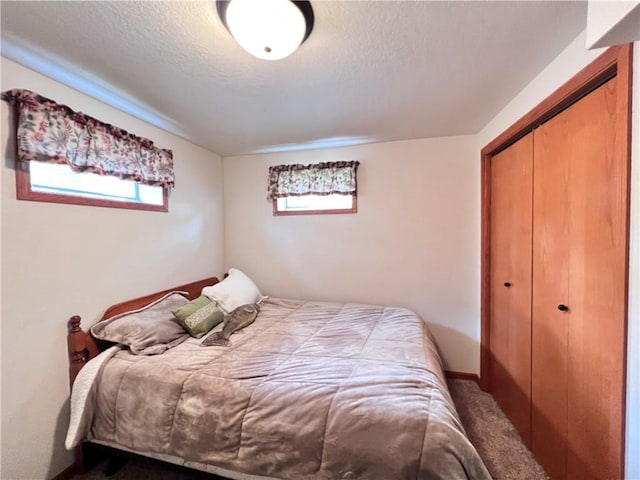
<box><xmin>216</xmin><ymin>0</ymin><xmax>314</xmax><ymax>60</ymax></box>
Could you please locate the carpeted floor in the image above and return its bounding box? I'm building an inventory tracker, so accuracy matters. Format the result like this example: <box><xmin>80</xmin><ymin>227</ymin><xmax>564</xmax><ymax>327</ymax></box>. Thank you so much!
<box><xmin>447</xmin><ymin>379</ymin><xmax>548</xmax><ymax>480</ymax></box>
<box><xmin>77</xmin><ymin>379</ymin><xmax>547</xmax><ymax>480</ymax></box>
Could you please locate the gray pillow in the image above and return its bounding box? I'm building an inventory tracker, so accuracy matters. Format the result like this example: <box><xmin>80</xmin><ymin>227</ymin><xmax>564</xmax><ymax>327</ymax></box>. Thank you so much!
<box><xmin>91</xmin><ymin>292</ymin><xmax>190</xmax><ymax>355</ymax></box>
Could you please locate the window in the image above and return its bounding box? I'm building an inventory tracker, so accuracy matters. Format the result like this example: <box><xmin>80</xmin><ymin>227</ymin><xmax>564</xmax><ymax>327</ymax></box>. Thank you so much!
<box><xmin>16</xmin><ymin>161</ymin><xmax>168</xmax><ymax>212</ymax></box>
<box><xmin>273</xmin><ymin>193</ymin><xmax>357</xmax><ymax>216</ymax></box>
<box><xmin>268</xmin><ymin>161</ymin><xmax>360</xmax><ymax>216</ymax></box>
<box><xmin>3</xmin><ymin>89</ymin><xmax>174</xmax><ymax>213</ymax></box>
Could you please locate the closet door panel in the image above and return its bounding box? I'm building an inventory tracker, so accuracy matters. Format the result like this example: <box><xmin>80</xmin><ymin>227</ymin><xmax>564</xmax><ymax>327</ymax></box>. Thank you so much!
<box><xmin>489</xmin><ymin>133</ymin><xmax>533</xmax><ymax>445</ymax></box>
<box><xmin>564</xmin><ymin>76</ymin><xmax>624</xmax><ymax>480</ymax></box>
<box><xmin>532</xmin><ymin>76</ymin><xmax>625</xmax><ymax>480</ymax></box>
<box><xmin>532</xmin><ymin>121</ymin><xmax>570</xmax><ymax>480</ymax></box>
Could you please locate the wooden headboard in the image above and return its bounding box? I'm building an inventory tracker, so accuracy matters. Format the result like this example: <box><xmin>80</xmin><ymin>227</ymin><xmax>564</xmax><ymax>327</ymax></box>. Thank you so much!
<box><xmin>66</xmin><ymin>277</ymin><xmax>220</xmax><ymax>388</ymax></box>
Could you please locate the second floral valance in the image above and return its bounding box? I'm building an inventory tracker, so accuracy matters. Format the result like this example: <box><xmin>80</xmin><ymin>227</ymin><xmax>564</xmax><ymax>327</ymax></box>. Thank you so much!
<box><xmin>1</xmin><ymin>89</ymin><xmax>175</xmax><ymax>188</ymax></box>
<box><xmin>267</xmin><ymin>161</ymin><xmax>360</xmax><ymax>200</ymax></box>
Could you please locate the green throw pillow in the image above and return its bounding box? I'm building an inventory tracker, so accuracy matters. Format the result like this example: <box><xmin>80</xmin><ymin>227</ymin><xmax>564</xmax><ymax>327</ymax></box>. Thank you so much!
<box><xmin>172</xmin><ymin>295</ymin><xmax>224</xmax><ymax>338</ymax></box>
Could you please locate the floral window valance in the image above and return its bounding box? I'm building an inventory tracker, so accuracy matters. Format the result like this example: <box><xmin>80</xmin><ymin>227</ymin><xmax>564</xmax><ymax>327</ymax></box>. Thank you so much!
<box><xmin>1</xmin><ymin>89</ymin><xmax>175</xmax><ymax>188</ymax></box>
<box><xmin>267</xmin><ymin>161</ymin><xmax>360</xmax><ymax>200</ymax></box>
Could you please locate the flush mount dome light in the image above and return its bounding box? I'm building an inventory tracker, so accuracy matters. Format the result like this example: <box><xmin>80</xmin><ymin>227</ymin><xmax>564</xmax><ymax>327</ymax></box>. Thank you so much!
<box><xmin>217</xmin><ymin>0</ymin><xmax>314</xmax><ymax>60</ymax></box>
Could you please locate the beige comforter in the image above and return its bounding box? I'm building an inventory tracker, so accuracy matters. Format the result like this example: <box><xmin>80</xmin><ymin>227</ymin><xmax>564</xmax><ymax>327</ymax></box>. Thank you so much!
<box><xmin>87</xmin><ymin>298</ymin><xmax>490</xmax><ymax>480</ymax></box>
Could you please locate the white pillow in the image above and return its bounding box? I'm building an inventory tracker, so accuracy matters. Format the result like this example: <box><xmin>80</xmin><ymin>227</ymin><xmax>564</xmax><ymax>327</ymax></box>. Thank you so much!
<box><xmin>201</xmin><ymin>268</ymin><xmax>264</xmax><ymax>313</ymax></box>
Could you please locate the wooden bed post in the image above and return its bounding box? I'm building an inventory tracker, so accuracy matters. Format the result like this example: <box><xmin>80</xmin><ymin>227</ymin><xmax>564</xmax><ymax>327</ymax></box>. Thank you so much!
<box><xmin>67</xmin><ymin>315</ymin><xmax>97</xmax><ymax>388</ymax></box>
<box><xmin>67</xmin><ymin>315</ymin><xmax>94</xmax><ymax>475</ymax></box>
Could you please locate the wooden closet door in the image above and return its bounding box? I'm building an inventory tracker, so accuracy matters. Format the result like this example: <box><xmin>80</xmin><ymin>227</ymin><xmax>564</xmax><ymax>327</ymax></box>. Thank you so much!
<box><xmin>489</xmin><ymin>132</ymin><xmax>533</xmax><ymax>446</ymax></box>
<box><xmin>532</xmin><ymin>76</ymin><xmax>626</xmax><ymax>480</ymax></box>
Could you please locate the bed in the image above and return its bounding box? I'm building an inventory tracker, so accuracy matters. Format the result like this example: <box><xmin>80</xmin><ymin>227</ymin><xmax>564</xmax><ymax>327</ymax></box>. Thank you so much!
<box><xmin>65</xmin><ymin>275</ymin><xmax>490</xmax><ymax>480</ymax></box>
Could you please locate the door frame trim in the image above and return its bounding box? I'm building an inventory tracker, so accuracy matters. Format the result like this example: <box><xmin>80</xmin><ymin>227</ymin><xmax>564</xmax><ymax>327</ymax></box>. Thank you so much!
<box><xmin>480</xmin><ymin>44</ymin><xmax>633</xmax><ymax>400</ymax></box>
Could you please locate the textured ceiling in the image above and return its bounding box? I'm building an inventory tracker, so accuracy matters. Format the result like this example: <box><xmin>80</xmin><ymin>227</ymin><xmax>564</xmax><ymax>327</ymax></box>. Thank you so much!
<box><xmin>1</xmin><ymin>1</ymin><xmax>587</xmax><ymax>156</ymax></box>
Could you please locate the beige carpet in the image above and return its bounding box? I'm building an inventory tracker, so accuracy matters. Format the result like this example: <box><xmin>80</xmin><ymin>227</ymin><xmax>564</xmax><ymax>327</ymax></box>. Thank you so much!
<box><xmin>447</xmin><ymin>379</ymin><xmax>548</xmax><ymax>480</ymax></box>
<box><xmin>78</xmin><ymin>379</ymin><xmax>547</xmax><ymax>479</ymax></box>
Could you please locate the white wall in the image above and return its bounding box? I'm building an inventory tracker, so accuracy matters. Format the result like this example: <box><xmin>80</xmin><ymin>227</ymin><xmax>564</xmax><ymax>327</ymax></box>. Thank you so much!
<box><xmin>223</xmin><ymin>135</ymin><xmax>480</xmax><ymax>374</ymax></box>
<box><xmin>478</xmin><ymin>32</ymin><xmax>640</xmax><ymax>480</ymax></box>
<box><xmin>478</xmin><ymin>31</ymin><xmax>607</xmax><ymax>146</ymax></box>
<box><xmin>0</xmin><ymin>58</ymin><xmax>225</xmax><ymax>479</ymax></box>
<box><xmin>586</xmin><ymin>0</ymin><xmax>640</xmax><ymax>48</ymax></box>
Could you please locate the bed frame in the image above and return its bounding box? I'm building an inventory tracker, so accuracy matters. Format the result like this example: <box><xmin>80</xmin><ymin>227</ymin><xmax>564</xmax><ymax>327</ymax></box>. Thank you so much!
<box><xmin>65</xmin><ymin>276</ymin><xmax>220</xmax><ymax>474</ymax></box>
